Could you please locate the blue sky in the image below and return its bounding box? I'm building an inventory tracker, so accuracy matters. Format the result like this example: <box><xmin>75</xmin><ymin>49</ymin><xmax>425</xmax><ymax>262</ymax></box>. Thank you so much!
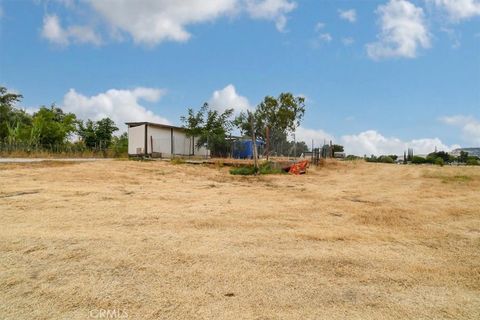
<box><xmin>0</xmin><ymin>0</ymin><xmax>479</xmax><ymax>155</ymax></box>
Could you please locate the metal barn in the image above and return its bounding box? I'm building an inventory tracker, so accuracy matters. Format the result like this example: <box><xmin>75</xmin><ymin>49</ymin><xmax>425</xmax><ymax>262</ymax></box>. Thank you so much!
<box><xmin>126</xmin><ymin>122</ymin><xmax>209</xmax><ymax>158</ymax></box>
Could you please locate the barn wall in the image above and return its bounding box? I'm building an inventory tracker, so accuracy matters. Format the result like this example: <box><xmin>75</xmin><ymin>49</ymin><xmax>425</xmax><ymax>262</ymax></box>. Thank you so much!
<box><xmin>171</xmin><ymin>129</ymin><xmax>192</xmax><ymax>156</ymax></box>
<box><xmin>128</xmin><ymin>124</ymin><xmax>146</xmax><ymax>155</ymax></box>
<box><xmin>147</xmin><ymin>126</ymin><xmax>172</xmax><ymax>155</ymax></box>
<box><xmin>194</xmin><ymin>140</ymin><xmax>209</xmax><ymax>157</ymax></box>
<box><xmin>129</xmin><ymin>123</ymin><xmax>210</xmax><ymax>157</ymax></box>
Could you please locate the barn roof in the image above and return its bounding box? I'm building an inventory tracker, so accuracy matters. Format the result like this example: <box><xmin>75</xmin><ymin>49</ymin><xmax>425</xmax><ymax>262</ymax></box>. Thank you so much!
<box><xmin>125</xmin><ymin>122</ymin><xmax>184</xmax><ymax>130</ymax></box>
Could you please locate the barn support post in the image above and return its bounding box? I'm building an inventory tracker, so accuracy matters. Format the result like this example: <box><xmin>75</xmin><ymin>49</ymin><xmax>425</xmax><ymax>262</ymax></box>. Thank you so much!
<box><xmin>170</xmin><ymin>128</ymin><xmax>174</xmax><ymax>158</ymax></box>
<box><xmin>144</xmin><ymin>124</ymin><xmax>148</xmax><ymax>157</ymax></box>
<box><xmin>150</xmin><ymin>136</ymin><xmax>153</xmax><ymax>157</ymax></box>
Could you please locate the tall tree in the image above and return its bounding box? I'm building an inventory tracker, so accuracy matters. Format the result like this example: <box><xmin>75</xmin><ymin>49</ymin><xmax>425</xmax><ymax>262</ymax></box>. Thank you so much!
<box><xmin>77</xmin><ymin>118</ymin><xmax>119</xmax><ymax>150</ymax></box>
<box><xmin>0</xmin><ymin>86</ymin><xmax>26</xmax><ymax>141</ymax></box>
<box><xmin>234</xmin><ymin>93</ymin><xmax>306</xmax><ymax>158</ymax></box>
<box><xmin>32</xmin><ymin>105</ymin><xmax>77</xmax><ymax>146</ymax></box>
<box><xmin>181</xmin><ymin>103</ymin><xmax>234</xmax><ymax>157</ymax></box>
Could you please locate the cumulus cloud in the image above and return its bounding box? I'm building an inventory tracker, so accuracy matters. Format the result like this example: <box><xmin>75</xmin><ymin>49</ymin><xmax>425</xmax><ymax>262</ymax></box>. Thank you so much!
<box><xmin>293</xmin><ymin>126</ymin><xmax>458</xmax><ymax>155</ymax></box>
<box><xmin>310</xmin><ymin>32</ymin><xmax>333</xmax><ymax>48</ymax></box>
<box><xmin>319</xmin><ymin>33</ymin><xmax>333</xmax><ymax>42</ymax></box>
<box><xmin>42</xmin><ymin>1</ymin><xmax>298</xmax><ymax>46</ymax></box>
<box><xmin>62</xmin><ymin>87</ymin><xmax>170</xmax><ymax>131</ymax></box>
<box><xmin>340</xmin><ymin>130</ymin><xmax>458</xmax><ymax>155</ymax></box>
<box><xmin>342</xmin><ymin>37</ymin><xmax>355</xmax><ymax>46</ymax></box>
<box><xmin>366</xmin><ymin>0</ymin><xmax>431</xmax><ymax>60</ymax></box>
<box><xmin>41</xmin><ymin>14</ymin><xmax>101</xmax><ymax>45</ymax></box>
<box><xmin>245</xmin><ymin>0</ymin><xmax>297</xmax><ymax>31</ymax></box>
<box><xmin>88</xmin><ymin>0</ymin><xmax>238</xmax><ymax>45</ymax></box>
<box><xmin>314</xmin><ymin>22</ymin><xmax>325</xmax><ymax>31</ymax></box>
<box><xmin>427</xmin><ymin>0</ymin><xmax>480</xmax><ymax>21</ymax></box>
<box><xmin>294</xmin><ymin>126</ymin><xmax>334</xmax><ymax>146</ymax></box>
<box><xmin>339</xmin><ymin>9</ymin><xmax>357</xmax><ymax>23</ymax></box>
<box><xmin>208</xmin><ymin>84</ymin><xmax>252</xmax><ymax>114</ymax></box>
<box><xmin>440</xmin><ymin>115</ymin><xmax>480</xmax><ymax>145</ymax></box>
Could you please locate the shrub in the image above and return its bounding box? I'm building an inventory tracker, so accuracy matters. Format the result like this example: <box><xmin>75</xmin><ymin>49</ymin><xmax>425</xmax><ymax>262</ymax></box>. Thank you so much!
<box><xmin>466</xmin><ymin>158</ymin><xmax>480</xmax><ymax>166</ymax></box>
<box><xmin>411</xmin><ymin>156</ymin><xmax>426</xmax><ymax>164</ymax></box>
<box><xmin>425</xmin><ymin>155</ymin><xmax>437</xmax><ymax>164</ymax></box>
<box><xmin>258</xmin><ymin>162</ymin><xmax>284</xmax><ymax>174</ymax></box>
<box><xmin>171</xmin><ymin>157</ymin><xmax>185</xmax><ymax>165</ymax></box>
<box><xmin>230</xmin><ymin>166</ymin><xmax>256</xmax><ymax>175</ymax></box>
<box><xmin>435</xmin><ymin>157</ymin><xmax>444</xmax><ymax>166</ymax></box>
<box><xmin>230</xmin><ymin>162</ymin><xmax>285</xmax><ymax>175</ymax></box>
<box><xmin>379</xmin><ymin>156</ymin><xmax>394</xmax><ymax>164</ymax></box>
<box><xmin>345</xmin><ymin>155</ymin><xmax>361</xmax><ymax>161</ymax></box>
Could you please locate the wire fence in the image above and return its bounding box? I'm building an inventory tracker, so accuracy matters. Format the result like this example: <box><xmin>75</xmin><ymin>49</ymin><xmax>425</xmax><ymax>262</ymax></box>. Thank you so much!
<box><xmin>0</xmin><ymin>141</ymin><xmax>127</xmax><ymax>158</ymax></box>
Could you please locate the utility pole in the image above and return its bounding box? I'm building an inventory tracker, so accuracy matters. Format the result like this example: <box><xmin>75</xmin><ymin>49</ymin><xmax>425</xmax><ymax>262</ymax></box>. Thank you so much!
<box><xmin>248</xmin><ymin>111</ymin><xmax>258</xmax><ymax>173</ymax></box>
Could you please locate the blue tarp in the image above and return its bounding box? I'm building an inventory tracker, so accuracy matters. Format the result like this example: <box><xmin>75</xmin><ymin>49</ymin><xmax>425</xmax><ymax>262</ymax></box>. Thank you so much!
<box><xmin>232</xmin><ymin>140</ymin><xmax>264</xmax><ymax>159</ymax></box>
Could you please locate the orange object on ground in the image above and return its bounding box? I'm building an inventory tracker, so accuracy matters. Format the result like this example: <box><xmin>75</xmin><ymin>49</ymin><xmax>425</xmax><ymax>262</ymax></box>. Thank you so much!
<box><xmin>288</xmin><ymin>160</ymin><xmax>309</xmax><ymax>175</ymax></box>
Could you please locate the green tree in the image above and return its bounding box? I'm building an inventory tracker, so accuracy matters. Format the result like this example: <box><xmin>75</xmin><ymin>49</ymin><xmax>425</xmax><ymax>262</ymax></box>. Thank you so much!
<box><xmin>77</xmin><ymin>120</ymin><xmax>97</xmax><ymax>149</ymax></box>
<box><xmin>32</xmin><ymin>105</ymin><xmax>77</xmax><ymax>147</ymax></box>
<box><xmin>181</xmin><ymin>103</ymin><xmax>234</xmax><ymax>157</ymax></box>
<box><xmin>77</xmin><ymin>118</ymin><xmax>119</xmax><ymax>150</ymax></box>
<box><xmin>427</xmin><ymin>151</ymin><xmax>451</xmax><ymax>163</ymax></box>
<box><xmin>0</xmin><ymin>86</ymin><xmax>30</xmax><ymax>142</ymax></box>
<box><xmin>235</xmin><ymin>93</ymin><xmax>306</xmax><ymax>157</ymax></box>
<box><xmin>412</xmin><ymin>156</ymin><xmax>426</xmax><ymax>164</ymax></box>
<box><xmin>459</xmin><ymin>151</ymin><xmax>469</xmax><ymax>163</ymax></box>
<box><xmin>332</xmin><ymin>144</ymin><xmax>344</xmax><ymax>153</ymax></box>
<box><xmin>435</xmin><ymin>157</ymin><xmax>445</xmax><ymax>166</ymax></box>
<box><xmin>112</xmin><ymin>132</ymin><xmax>128</xmax><ymax>156</ymax></box>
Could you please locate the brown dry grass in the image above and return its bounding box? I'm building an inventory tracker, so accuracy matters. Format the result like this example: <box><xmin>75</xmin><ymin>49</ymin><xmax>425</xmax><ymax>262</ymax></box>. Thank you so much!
<box><xmin>0</xmin><ymin>160</ymin><xmax>479</xmax><ymax>319</ymax></box>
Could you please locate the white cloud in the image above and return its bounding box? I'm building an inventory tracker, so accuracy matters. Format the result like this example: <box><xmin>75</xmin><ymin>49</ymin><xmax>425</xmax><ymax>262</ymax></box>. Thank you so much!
<box><xmin>319</xmin><ymin>33</ymin><xmax>333</xmax><ymax>42</ymax></box>
<box><xmin>42</xmin><ymin>1</ymin><xmax>298</xmax><ymax>46</ymax></box>
<box><xmin>208</xmin><ymin>84</ymin><xmax>252</xmax><ymax>114</ymax></box>
<box><xmin>245</xmin><ymin>0</ymin><xmax>297</xmax><ymax>31</ymax></box>
<box><xmin>311</xmin><ymin>33</ymin><xmax>333</xmax><ymax>48</ymax></box>
<box><xmin>294</xmin><ymin>126</ymin><xmax>334</xmax><ymax>146</ymax></box>
<box><xmin>440</xmin><ymin>115</ymin><xmax>480</xmax><ymax>145</ymax></box>
<box><xmin>41</xmin><ymin>14</ymin><xmax>101</xmax><ymax>45</ymax></box>
<box><xmin>441</xmin><ymin>27</ymin><xmax>461</xmax><ymax>48</ymax></box>
<box><xmin>88</xmin><ymin>0</ymin><xmax>238</xmax><ymax>45</ymax></box>
<box><xmin>293</xmin><ymin>125</ymin><xmax>459</xmax><ymax>155</ymax></box>
<box><xmin>427</xmin><ymin>0</ymin><xmax>480</xmax><ymax>21</ymax></box>
<box><xmin>314</xmin><ymin>22</ymin><xmax>325</xmax><ymax>31</ymax></box>
<box><xmin>366</xmin><ymin>0</ymin><xmax>431</xmax><ymax>60</ymax></box>
<box><xmin>342</xmin><ymin>37</ymin><xmax>355</xmax><ymax>46</ymax></box>
<box><xmin>339</xmin><ymin>9</ymin><xmax>357</xmax><ymax>23</ymax></box>
<box><xmin>41</xmin><ymin>15</ymin><xmax>67</xmax><ymax>45</ymax></box>
<box><xmin>340</xmin><ymin>130</ymin><xmax>458</xmax><ymax>155</ymax></box>
<box><xmin>62</xmin><ymin>87</ymin><xmax>170</xmax><ymax>131</ymax></box>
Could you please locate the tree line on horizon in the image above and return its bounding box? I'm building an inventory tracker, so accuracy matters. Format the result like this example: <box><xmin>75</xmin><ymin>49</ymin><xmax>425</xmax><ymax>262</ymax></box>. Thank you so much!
<box><xmin>1</xmin><ymin>86</ymin><xmax>339</xmax><ymax>159</ymax></box>
<box><xmin>0</xmin><ymin>86</ymin><xmax>127</xmax><ymax>156</ymax></box>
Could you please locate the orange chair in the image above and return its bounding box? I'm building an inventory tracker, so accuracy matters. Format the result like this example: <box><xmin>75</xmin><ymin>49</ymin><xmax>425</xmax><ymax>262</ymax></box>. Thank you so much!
<box><xmin>289</xmin><ymin>160</ymin><xmax>309</xmax><ymax>175</ymax></box>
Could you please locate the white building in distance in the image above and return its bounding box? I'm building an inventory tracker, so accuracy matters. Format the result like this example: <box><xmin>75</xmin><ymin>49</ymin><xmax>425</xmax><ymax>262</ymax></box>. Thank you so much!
<box><xmin>126</xmin><ymin>122</ymin><xmax>209</xmax><ymax>158</ymax></box>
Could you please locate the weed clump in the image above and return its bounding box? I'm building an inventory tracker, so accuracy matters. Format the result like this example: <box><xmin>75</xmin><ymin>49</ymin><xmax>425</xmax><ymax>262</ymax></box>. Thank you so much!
<box><xmin>229</xmin><ymin>162</ymin><xmax>285</xmax><ymax>175</ymax></box>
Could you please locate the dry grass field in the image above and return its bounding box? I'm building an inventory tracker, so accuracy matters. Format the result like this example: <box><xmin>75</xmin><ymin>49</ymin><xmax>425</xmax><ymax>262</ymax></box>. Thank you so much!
<box><xmin>1</xmin><ymin>159</ymin><xmax>479</xmax><ymax>319</ymax></box>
